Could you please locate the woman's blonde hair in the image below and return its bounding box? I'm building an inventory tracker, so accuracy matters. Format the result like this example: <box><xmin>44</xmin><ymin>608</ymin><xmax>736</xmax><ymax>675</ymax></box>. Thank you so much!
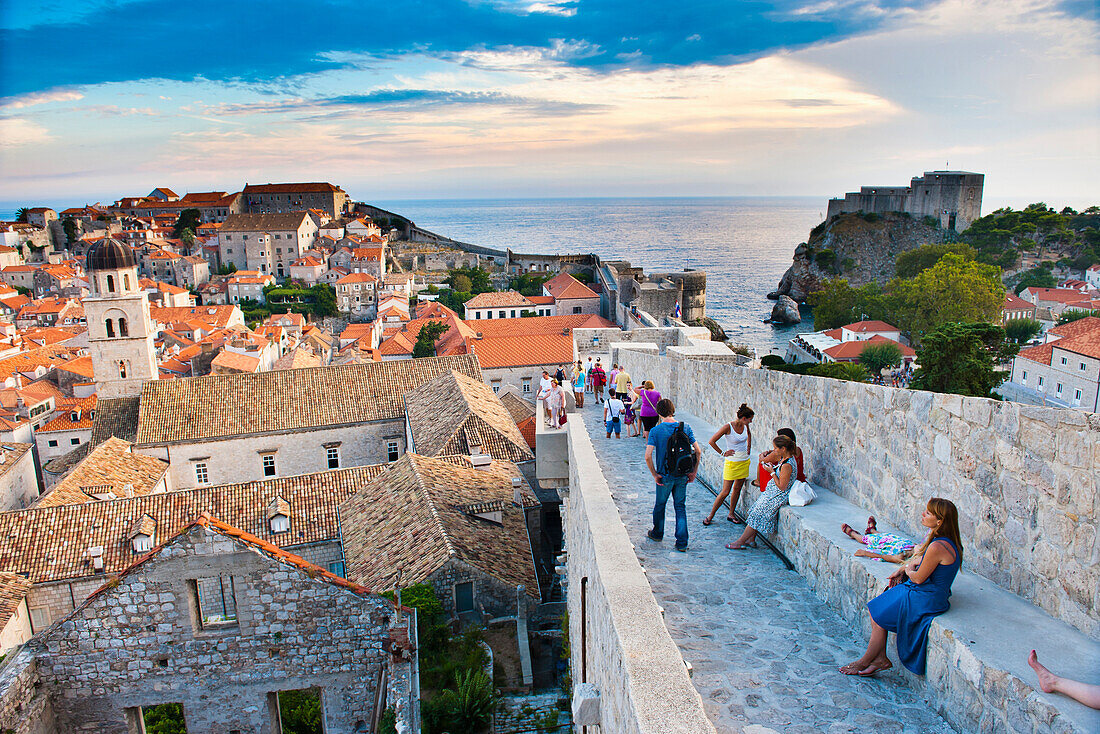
<box><xmin>643</xmin><ymin>380</ymin><xmax>654</xmax><ymax>390</ymax></box>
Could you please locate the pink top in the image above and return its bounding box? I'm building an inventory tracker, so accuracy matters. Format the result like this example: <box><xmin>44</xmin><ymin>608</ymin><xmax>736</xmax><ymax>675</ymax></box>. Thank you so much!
<box><xmin>637</xmin><ymin>389</ymin><xmax>661</xmax><ymax>417</ymax></box>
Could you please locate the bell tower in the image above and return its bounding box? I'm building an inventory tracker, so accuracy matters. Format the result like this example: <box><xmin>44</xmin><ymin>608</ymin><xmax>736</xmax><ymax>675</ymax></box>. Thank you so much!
<box><xmin>83</xmin><ymin>238</ymin><xmax>158</xmax><ymax>398</ymax></box>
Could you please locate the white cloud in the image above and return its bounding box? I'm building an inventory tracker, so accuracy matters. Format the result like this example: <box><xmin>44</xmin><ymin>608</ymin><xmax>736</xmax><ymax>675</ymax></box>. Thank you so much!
<box><xmin>0</xmin><ymin>89</ymin><xmax>83</xmax><ymax>111</ymax></box>
<box><xmin>0</xmin><ymin>118</ymin><xmax>52</xmax><ymax>146</ymax></box>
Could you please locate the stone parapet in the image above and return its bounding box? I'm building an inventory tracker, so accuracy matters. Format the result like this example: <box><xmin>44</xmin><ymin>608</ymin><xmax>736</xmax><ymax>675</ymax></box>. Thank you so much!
<box><xmin>614</xmin><ymin>349</ymin><xmax>1100</xmax><ymax>636</ymax></box>
<box><xmin>562</xmin><ymin>418</ymin><xmax>716</xmax><ymax>734</ymax></box>
<box><xmin>0</xmin><ymin>648</ymin><xmax>57</xmax><ymax>733</ymax></box>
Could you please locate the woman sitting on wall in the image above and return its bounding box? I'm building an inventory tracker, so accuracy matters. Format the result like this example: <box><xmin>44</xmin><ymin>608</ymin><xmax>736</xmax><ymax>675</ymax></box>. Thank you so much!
<box><xmin>753</xmin><ymin>427</ymin><xmax>805</xmax><ymax>491</ymax></box>
<box><xmin>725</xmin><ymin>434</ymin><xmax>797</xmax><ymax>550</ymax></box>
<box><xmin>841</xmin><ymin>498</ymin><xmax>962</xmax><ymax>677</ymax></box>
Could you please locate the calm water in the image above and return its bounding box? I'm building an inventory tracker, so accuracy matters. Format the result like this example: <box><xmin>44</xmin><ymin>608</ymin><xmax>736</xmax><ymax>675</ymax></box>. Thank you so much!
<box><xmin>378</xmin><ymin>197</ymin><xmax>823</xmax><ymax>354</ymax></box>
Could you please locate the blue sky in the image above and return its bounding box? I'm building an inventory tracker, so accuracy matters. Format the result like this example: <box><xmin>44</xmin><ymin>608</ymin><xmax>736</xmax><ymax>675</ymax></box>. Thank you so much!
<box><xmin>1</xmin><ymin>0</ymin><xmax>1097</xmax><ymax>207</ymax></box>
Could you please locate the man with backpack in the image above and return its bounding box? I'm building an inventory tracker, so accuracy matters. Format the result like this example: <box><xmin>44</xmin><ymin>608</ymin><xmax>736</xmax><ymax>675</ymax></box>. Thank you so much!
<box><xmin>645</xmin><ymin>398</ymin><xmax>702</xmax><ymax>552</ymax></box>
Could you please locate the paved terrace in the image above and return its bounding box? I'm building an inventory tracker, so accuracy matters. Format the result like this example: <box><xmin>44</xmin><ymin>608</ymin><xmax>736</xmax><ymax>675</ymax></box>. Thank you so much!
<box><xmin>577</xmin><ymin>405</ymin><xmax>956</xmax><ymax>733</ymax></box>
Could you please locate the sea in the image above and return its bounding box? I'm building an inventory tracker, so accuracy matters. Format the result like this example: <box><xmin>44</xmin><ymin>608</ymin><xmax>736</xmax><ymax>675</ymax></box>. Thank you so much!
<box><xmin>377</xmin><ymin>197</ymin><xmax>823</xmax><ymax>355</ymax></box>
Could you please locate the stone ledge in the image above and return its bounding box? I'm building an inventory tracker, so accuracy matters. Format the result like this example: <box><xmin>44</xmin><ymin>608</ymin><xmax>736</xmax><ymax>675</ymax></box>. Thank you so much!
<box><xmin>776</xmin><ymin>490</ymin><xmax>1100</xmax><ymax>734</ymax></box>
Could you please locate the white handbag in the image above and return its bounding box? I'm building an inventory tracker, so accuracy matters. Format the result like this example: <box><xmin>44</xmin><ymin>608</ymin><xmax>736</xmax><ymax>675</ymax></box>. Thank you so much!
<box><xmin>788</xmin><ymin>480</ymin><xmax>817</xmax><ymax>507</ymax></box>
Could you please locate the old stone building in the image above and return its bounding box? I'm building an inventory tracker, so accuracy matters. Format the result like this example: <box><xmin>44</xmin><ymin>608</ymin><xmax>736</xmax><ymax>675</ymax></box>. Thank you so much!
<box><xmin>0</xmin><ymin>443</ymin><xmax>38</xmax><ymax>511</ymax></box>
<box><xmin>217</xmin><ymin>212</ymin><xmax>320</xmax><ymax>277</ymax></box>
<box><xmin>242</xmin><ymin>182</ymin><xmax>349</xmax><ymax>218</ymax></box>
<box><xmin>0</xmin><ymin>515</ymin><xmax>417</xmax><ymax>733</ymax></box>
<box><xmin>826</xmin><ymin>170</ymin><xmax>985</xmax><ymax>231</ymax></box>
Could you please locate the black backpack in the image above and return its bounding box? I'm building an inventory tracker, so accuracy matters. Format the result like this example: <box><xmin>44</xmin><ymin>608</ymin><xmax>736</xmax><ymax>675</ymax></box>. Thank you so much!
<box><xmin>662</xmin><ymin>422</ymin><xmax>696</xmax><ymax>477</ymax></box>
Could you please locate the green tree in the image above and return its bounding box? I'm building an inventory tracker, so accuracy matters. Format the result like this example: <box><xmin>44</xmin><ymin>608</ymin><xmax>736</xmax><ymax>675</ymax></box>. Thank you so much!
<box><xmin>143</xmin><ymin>702</ymin><xmax>187</xmax><ymax>734</ymax></box>
<box><xmin>431</xmin><ymin>670</ymin><xmax>496</xmax><ymax>734</ymax></box>
<box><xmin>180</xmin><ymin>227</ymin><xmax>195</xmax><ymax>248</ymax></box>
<box><xmin>888</xmin><ymin>253</ymin><xmax>1004</xmax><ymax>345</ymax></box>
<box><xmin>14</xmin><ymin>207</ymin><xmax>29</xmax><ymax>223</ymax></box>
<box><xmin>447</xmin><ymin>267</ymin><xmax>491</xmax><ymax>294</ymax></box>
<box><xmin>173</xmin><ymin>208</ymin><xmax>201</xmax><ymax>238</ymax></box>
<box><xmin>437</xmin><ymin>288</ymin><xmax>473</xmax><ymax>314</ymax></box>
<box><xmin>62</xmin><ymin>217</ymin><xmax>79</xmax><ymax>245</ymax></box>
<box><xmin>895</xmin><ymin>243</ymin><xmax>978</xmax><ymax>279</ymax></box>
<box><xmin>1004</xmin><ymin>318</ymin><xmax>1042</xmax><ymax>343</ymax></box>
<box><xmin>911</xmin><ymin>322</ymin><xmax>1017</xmax><ymax>397</ymax></box>
<box><xmin>858</xmin><ymin>342</ymin><xmax>903</xmax><ymax>374</ymax></box>
<box><xmin>509</xmin><ymin>271</ymin><xmax>551</xmax><ymax>297</ymax></box>
<box><xmin>277</xmin><ymin>689</ymin><xmax>322</xmax><ymax>734</ymax></box>
<box><xmin>451</xmin><ymin>273</ymin><xmax>472</xmax><ymax>293</ymax></box>
<box><xmin>309</xmin><ymin>284</ymin><xmax>338</xmax><ymax>317</ymax></box>
<box><xmin>217</xmin><ymin>263</ymin><xmax>238</xmax><ymax>275</ymax></box>
<box><xmin>1010</xmin><ymin>267</ymin><xmax>1057</xmax><ymax>295</ymax></box>
<box><xmin>808</xmin><ymin>362</ymin><xmax>868</xmax><ymax>382</ymax></box>
<box><xmin>1057</xmin><ymin>309</ymin><xmax>1098</xmax><ymax>324</ymax></box>
<box><xmin>413</xmin><ymin>320</ymin><xmax>449</xmax><ymax>358</ymax></box>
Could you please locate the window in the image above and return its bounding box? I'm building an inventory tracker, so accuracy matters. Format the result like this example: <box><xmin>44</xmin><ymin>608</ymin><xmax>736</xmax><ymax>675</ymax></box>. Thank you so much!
<box><xmin>194</xmin><ymin>462</ymin><xmax>209</xmax><ymax>485</ymax></box>
<box><xmin>106</xmin><ymin>274</ymin><xmax>115</xmax><ymax>292</ymax></box>
<box><xmin>1061</xmin><ymin>357</ymin><xmax>1068</xmax><ymax>365</ymax></box>
<box><xmin>328</xmin><ymin>561</ymin><xmax>346</xmax><ymax>578</ymax></box>
<box><xmin>491</xmin><ymin>380</ymin><xmax>501</xmax><ymax>393</ymax></box>
<box><xmin>195</xmin><ymin>575</ymin><xmax>237</xmax><ymax>628</ymax></box>
<box><xmin>1022</xmin><ymin>370</ymin><xmax>1028</xmax><ymax>384</ymax></box>
<box><xmin>454</xmin><ymin>582</ymin><xmax>474</xmax><ymax>613</ymax></box>
<box><xmin>28</xmin><ymin>607</ymin><xmax>49</xmax><ymax>633</ymax></box>
<box><xmin>262</xmin><ymin>454</ymin><xmax>277</xmax><ymax>477</ymax></box>
<box><xmin>227</xmin><ymin>248</ymin><xmax>233</xmax><ymax>254</ymax></box>
<box><xmin>1056</xmin><ymin>383</ymin><xmax>1063</xmax><ymax>396</ymax></box>
<box><xmin>499</xmin><ymin>311</ymin><xmax>506</xmax><ymax>319</ymax></box>
<box><xmin>105</xmin><ymin>319</ymin><xmax>115</xmax><ymax>337</ymax></box>
<box><xmin>123</xmin><ymin>274</ymin><xmax>131</xmax><ymax>290</ymax></box>
<box><xmin>47</xmin><ymin>439</ymin><xmax>57</xmax><ymax>448</ymax></box>
<box><xmin>1081</xmin><ymin>363</ymin><xmax>1087</xmax><ymax>371</ymax></box>
<box><xmin>70</xmin><ymin>437</ymin><xmax>80</xmax><ymax>446</ymax></box>
<box><xmin>133</xmin><ymin>534</ymin><xmax>153</xmax><ymax>553</ymax></box>
<box><xmin>522</xmin><ymin>378</ymin><xmax>532</xmax><ymax>393</ymax></box>
<box><xmin>118</xmin><ymin>317</ymin><xmax>128</xmax><ymax>337</ymax></box>
<box><xmin>386</xmin><ymin>439</ymin><xmax>400</xmax><ymax>462</ymax></box>
<box><xmin>511</xmin><ymin>309</ymin><xmax>517</xmax><ymax>318</ymax></box>
<box><xmin>224</xmin><ymin>235</ymin><xmax>231</xmax><ymax>240</ymax></box>
<box><xmin>326</xmin><ymin>446</ymin><xmax>340</xmax><ymax>469</ymax></box>
<box><xmin>1038</xmin><ymin>376</ymin><xmax>1044</xmax><ymax>389</ymax></box>
<box><xmin>274</xmin><ymin>234</ymin><xmax>281</xmax><ymax>239</ymax></box>
<box><xmin>1074</xmin><ymin>389</ymin><xmax>1082</xmax><ymax>403</ymax></box>
<box><xmin>242</xmin><ymin>235</ymin><xmax>249</xmax><ymax>241</ymax></box>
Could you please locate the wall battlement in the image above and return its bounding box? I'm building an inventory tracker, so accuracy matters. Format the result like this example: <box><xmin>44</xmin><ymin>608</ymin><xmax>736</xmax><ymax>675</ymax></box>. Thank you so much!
<box><xmin>826</xmin><ymin>170</ymin><xmax>984</xmax><ymax>231</ymax></box>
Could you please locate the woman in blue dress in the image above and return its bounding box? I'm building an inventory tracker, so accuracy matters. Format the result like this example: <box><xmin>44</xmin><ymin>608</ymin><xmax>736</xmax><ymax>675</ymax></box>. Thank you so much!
<box><xmin>841</xmin><ymin>497</ymin><xmax>962</xmax><ymax>677</ymax></box>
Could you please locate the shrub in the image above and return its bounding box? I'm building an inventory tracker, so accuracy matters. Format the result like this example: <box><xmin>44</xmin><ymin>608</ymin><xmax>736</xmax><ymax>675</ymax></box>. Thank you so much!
<box><xmin>760</xmin><ymin>354</ymin><xmax>786</xmax><ymax>368</ymax></box>
<box><xmin>858</xmin><ymin>342</ymin><xmax>903</xmax><ymax>374</ymax></box>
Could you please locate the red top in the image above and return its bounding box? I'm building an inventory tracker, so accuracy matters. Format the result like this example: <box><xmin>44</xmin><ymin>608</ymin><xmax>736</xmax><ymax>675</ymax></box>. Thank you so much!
<box><xmin>795</xmin><ymin>448</ymin><xmax>807</xmax><ymax>482</ymax></box>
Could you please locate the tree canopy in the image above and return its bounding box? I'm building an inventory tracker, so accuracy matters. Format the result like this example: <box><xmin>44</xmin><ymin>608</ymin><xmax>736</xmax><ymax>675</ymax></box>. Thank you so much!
<box><xmin>173</xmin><ymin>209</ymin><xmax>201</xmax><ymax>238</ymax></box>
<box><xmin>509</xmin><ymin>271</ymin><xmax>551</xmax><ymax>297</ymax></box>
<box><xmin>14</xmin><ymin>207</ymin><xmax>29</xmax><ymax>223</ymax></box>
<box><xmin>62</xmin><ymin>217</ymin><xmax>78</xmax><ymax>245</ymax></box>
<box><xmin>413</xmin><ymin>319</ymin><xmax>449</xmax><ymax>358</ymax></box>
<box><xmin>1009</xmin><ymin>266</ymin><xmax>1057</xmax><ymax>295</ymax></box>
<box><xmin>1057</xmin><ymin>309</ymin><xmax>1098</xmax><ymax>325</ymax></box>
<box><xmin>911</xmin><ymin>322</ymin><xmax>1017</xmax><ymax>397</ymax></box>
<box><xmin>895</xmin><ymin>243</ymin><xmax>978</xmax><ymax>279</ymax></box>
<box><xmin>1004</xmin><ymin>318</ymin><xmax>1042</xmax><ymax>344</ymax></box>
<box><xmin>858</xmin><ymin>342</ymin><xmax>903</xmax><ymax>374</ymax></box>
<box><xmin>446</xmin><ymin>267</ymin><xmax>492</xmax><ymax>294</ymax></box>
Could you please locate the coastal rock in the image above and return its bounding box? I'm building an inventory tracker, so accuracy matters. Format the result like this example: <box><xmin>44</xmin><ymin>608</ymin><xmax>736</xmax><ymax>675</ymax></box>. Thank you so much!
<box><xmin>775</xmin><ymin>212</ymin><xmax>946</xmax><ymax>303</ymax></box>
<box><xmin>770</xmin><ymin>295</ymin><xmax>801</xmax><ymax>324</ymax></box>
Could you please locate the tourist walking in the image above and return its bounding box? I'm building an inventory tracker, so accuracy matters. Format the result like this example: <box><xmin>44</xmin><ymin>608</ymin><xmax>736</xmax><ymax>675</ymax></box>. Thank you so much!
<box><xmin>547</xmin><ymin>378</ymin><xmax>567</xmax><ymax>429</ymax></box>
<box><xmin>703</xmin><ymin>404</ymin><xmax>754</xmax><ymax>525</ymax></box>
<box><xmin>555</xmin><ymin>364</ymin><xmax>567</xmax><ymax>385</ymax></box>
<box><xmin>537</xmin><ymin>370</ymin><xmax>553</xmax><ymax>422</ymax></box>
<box><xmin>604</xmin><ymin>393</ymin><xmax>626</xmax><ymax>438</ymax></box>
<box><xmin>841</xmin><ymin>498</ymin><xmax>962</xmax><ymax>677</ymax></box>
<box><xmin>726</xmin><ymin>435</ymin><xmax>798</xmax><ymax>550</ymax></box>
<box><xmin>573</xmin><ymin>361</ymin><xmax>586</xmax><ymax>408</ymax></box>
<box><xmin>636</xmin><ymin>380</ymin><xmax>661</xmax><ymax>439</ymax></box>
<box><xmin>645</xmin><ymin>398</ymin><xmax>702</xmax><ymax>552</ymax></box>
<box><xmin>614</xmin><ymin>365</ymin><xmax>631</xmax><ymax>401</ymax></box>
<box><xmin>622</xmin><ymin>382</ymin><xmax>641</xmax><ymax>437</ymax></box>
<box><xmin>585</xmin><ymin>357</ymin><xmax>595</xmax><ymax>393</ymax></box>
<box><xmin>608</xmin><ymin>364</ymin><xmax>620</xmax><ymax>399</ymax></box>
<box><xmin>592</xmin><ymin>359</ymin><xmax>607</xmax><ymax>403</ymax></box>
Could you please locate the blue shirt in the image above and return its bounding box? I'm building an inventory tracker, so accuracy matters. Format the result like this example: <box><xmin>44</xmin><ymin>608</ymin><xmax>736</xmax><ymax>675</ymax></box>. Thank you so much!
<box><xmin>647</xmin><ymin>419</ymin><xmax>696</xmax><ymax>476</ymax></box>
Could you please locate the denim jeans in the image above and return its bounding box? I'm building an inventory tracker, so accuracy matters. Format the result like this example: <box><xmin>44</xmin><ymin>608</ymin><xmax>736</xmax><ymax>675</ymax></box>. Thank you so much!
<box><xmin>651</xmin><ymin>474</ymin><xmax>689</xmax><ymax>549</ymax></box>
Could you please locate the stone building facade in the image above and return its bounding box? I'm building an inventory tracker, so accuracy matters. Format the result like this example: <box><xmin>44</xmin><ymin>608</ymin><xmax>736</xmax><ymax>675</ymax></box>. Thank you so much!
<box><xmin>242</xmin><ymin>182</ymin><xmax>349</xmax><ymax>218</ymax></box>
<box><xmin>0</xmin><ymin>443</ymin><xmax>38</xmax><ymax>511</ymax></box>
<box><xmin>826</xmin><ymin>170</ymin><xmax>985</xmax><ymax>231</ymax></box>
<box><xmin>0</xmin><ymin>517</ymin><xmax>417</xmax><ymax>734</ymax></box>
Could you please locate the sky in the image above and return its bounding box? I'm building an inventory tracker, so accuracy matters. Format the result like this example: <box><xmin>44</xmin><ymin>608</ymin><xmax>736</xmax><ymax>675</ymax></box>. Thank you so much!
<box><xmin>0</xmin><ymin>0</ymin><xmax>1097</xmax><ymax>209</ymax></box>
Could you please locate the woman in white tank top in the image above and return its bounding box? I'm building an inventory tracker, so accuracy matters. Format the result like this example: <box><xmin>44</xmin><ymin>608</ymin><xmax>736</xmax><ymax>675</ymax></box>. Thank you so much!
<box><xmin>704</xmin><ymin>403</ymin><xmax>754</xmax><ymax>525</ymax></box>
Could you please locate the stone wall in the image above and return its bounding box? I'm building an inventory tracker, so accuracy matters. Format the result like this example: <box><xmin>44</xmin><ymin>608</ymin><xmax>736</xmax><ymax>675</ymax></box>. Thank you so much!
<box><xmin>428</xmin><ymin>558</ymin><xmax>537</xmax><ymax>620</ymax></box>
<box><xmin>19</xmin><ymin>524</ymin><xmax>409</xmax><ymax>733</ymax></box>
<box><xmin>0</xmin><ymin>649</ymin><xmax>57</xmax><ymax>733</ymax></box>
<box><xmin>574</xmin><ymin>326</ymin><xmax>710</xmax><ymax>356</ymax></box>
<box><xmin>614</xmin><ymin>349</ymin><xmax>1100</xmax><ymax>636</ymax></box>
<box><xmin>562</xmin><ymin>419</ymin><xmax>716</xmax><ymax>734</ymax></box>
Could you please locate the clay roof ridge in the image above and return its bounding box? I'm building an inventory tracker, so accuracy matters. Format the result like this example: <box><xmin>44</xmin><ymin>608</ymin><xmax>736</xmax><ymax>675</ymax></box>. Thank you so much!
<box><xmin>409</xmin><ymin>454</ymin><xmax>458</xmax><ymax>559</ymax></box>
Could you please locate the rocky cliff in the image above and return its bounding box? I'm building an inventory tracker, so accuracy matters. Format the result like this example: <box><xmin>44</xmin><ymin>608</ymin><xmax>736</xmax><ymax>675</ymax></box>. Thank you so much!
<box><xmin>773</xmin><ymin>212</ymin><xmax>946</xmax><ymax>302</ymax></box>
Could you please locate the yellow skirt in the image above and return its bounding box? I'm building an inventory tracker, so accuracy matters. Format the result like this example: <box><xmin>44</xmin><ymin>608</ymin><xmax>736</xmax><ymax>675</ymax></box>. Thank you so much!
<box><xmin>723</xmin><ymin>458</ymin><xmax>750</xmax><ymax>481</ymax></box>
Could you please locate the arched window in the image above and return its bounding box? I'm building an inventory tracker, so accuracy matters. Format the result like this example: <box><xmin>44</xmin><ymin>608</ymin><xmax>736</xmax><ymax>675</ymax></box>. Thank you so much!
<box><xmin>118</xmin><ymin>318</ymin><xmax>128</xmax><ymax>337</ymax></box>
<box><xmin>106</xmin><ymin>274</ymin><xmax>115</xmax><ymax>293</ymax></box>
<box><xmin>123</xmin><ymin>274</ymin><xmax>131</xmax><ymax>290</ymax></box>
<box><xmin>118</xmin><ymin>360</ymin><xmax>128</xmax><ymax>379</ymax></box>
<box><xmin>105</xmin><ymin>319</ymin><xmax>115</xmax><ymax>338</ymax></box>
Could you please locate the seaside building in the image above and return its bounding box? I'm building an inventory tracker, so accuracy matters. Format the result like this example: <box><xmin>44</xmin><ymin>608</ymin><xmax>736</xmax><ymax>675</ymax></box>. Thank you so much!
<box><xmin>242</xmin><ymin>182</ymin><xmax>349</xmax><ymax>218</ymax></box>
<box><xmin>825</xmin><ymin>170</ymin><xmax>985</xmax><ymax>231</ymax></box>
<box><xmin>1006</xmin><ymin>316</ymin><xmax>1100</xmax><ymax>410</ymax></box>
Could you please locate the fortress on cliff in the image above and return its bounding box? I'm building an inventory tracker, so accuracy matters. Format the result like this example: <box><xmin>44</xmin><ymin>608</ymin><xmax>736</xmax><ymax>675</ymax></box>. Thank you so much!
<box><xmin>826</xmin><ymin>170</ymin><xmax>984</xmax><ymax>231</ymax></box>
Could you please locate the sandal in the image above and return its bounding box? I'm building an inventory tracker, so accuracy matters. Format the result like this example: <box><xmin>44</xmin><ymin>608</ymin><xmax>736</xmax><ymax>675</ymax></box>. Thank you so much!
<box><xmin>841</xmin><ymin>523</ymin><xmax>854</xmax><ymax>536</ymax></box>
<box><xmin>839</xmin><ymin>662</ymin><xmax>864</xmax><ymax>675</ymax></box>
<box><xmin>866</xmin><ymin>516</ymin><xmax>877</xmax><ymax>535</ymax></box>
<box><xmin>702</xmin><ymin>517</ymin><xmax>713</xmax><ymax>526</ymax></box>
<box><xmin>725</xmin><ymin>542</ymin><xmax>746</xmax><ymax>550</ymax></box>
<box><xmin>726</xmin><ymin>516</ymin><xmax>741</xmax><ymax>524</ymax></box>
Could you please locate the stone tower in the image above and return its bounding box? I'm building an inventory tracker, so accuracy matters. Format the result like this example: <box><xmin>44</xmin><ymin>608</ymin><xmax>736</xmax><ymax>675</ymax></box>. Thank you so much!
<box><xmin>84</xmin><ymin>238</ymin><xmax>158</xmax><ymax>398</ymax></box>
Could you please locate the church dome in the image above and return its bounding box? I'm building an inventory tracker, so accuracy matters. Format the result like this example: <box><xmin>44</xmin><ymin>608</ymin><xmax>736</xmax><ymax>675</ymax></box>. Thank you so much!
<box><xmin>86</xmin><ymin>238</ymin><xmax>136</xmax><ymax>271</ymax></box>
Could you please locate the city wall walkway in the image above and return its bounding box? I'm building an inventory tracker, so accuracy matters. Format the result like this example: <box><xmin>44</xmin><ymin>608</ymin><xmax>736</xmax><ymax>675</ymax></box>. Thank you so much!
<box><xmin>576</xmin><ymin>404</ymin><xmax>956</xmax><ymax>733</ymax></box>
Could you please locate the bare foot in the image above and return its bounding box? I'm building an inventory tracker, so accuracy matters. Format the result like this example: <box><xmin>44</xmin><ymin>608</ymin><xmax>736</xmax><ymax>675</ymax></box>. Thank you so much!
<box><xmin>839</xmin><ymin>661</ymin><xmax>867</xmax><ymax>675</ymax></box>
<box><xmin>1028</xmin><ymin>650</ymin><xmax>1058</xmax><ymax>694</ymax></box>
<box><xmin>858</xmin><ymin>658</ymin><xmax>893</xmax><ymax>676</ymax></box>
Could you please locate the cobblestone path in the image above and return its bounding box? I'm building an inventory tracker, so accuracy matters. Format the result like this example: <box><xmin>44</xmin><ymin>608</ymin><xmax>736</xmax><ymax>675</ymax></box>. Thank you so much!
<box><xmin>579</xmin><ymin>407</ymin><xmax>956</xmax><ymax>733</ymax></box>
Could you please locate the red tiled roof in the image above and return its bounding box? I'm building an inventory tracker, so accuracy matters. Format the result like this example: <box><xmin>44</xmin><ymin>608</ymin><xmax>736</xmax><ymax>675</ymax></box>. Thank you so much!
<box><xmin>842</xmin><ymin>320</ymin><xmax>898</xmax><ymax>333</ymax></box>
<box><xmin>1048</xmin><ymin>316</ymin><xmax>1100</xmax><ymax>339</ymax></box>
<box><xmin>1003</xmin><ymin>293</ymin><xmax>1034</xmax><ymax>311</ymax></box>
<box><xmin>336</xmin><ymin>273</ymin><xmax>377</xmax><ymax>284</ymax></box>
<box><xmin>1017</xmin><ymin>342</ymin><xmax>1055</xmax><ymax>365</ymax></box>
<box><xmin>1023</xmin><ymin>288</ymin><xmax>1092</xmax><ymax>304</ymax></box>
<box><xmin>1054</xmin><ymin>331</ymin><xmax>1100</xmax><ymax>360</ymax></box>
<box><xmin>543</xmin><ymin>272</ymin><xmax>599</xmax><ymax>301</ymax></box>
<box><xmin>242</xmin><ymin>182</ymin><xmax>343</xmax><ymax>194</ymax></box>
<box><xmin>823</xmin><ymin>335</ymin><xmax>915</xmax><ymax>362</ymax></box>
<box><xmin>464</xmin><ymin>291</ymin><xmax>534</xmax><ymax>310</ymax></box>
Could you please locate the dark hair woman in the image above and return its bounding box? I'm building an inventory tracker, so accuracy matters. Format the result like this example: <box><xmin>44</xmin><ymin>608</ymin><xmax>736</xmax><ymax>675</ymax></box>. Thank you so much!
<box><xmin>841</xmin><ymin>498</ymin><xmax>962</xmax><ymax>677</ymax></box>
<box><xmin>703</xmin><ymin>404</ymin><xmax>754</xmax><ymax>525</ymax></box>
<box><xmin>725</xmin><ymin>435</ymin><xmax>797</xmax><ymax>550</ymax></box>
<box><xmin>755</xmin><ymin>427</ymin><xmax>806</xmax><ymax>491</ymax></box>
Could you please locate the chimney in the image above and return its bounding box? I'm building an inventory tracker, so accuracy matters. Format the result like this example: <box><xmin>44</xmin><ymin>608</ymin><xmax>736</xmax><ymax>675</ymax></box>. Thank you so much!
<box><xmin>470</xmin><ymin>454</ymin><xmax>492</xmax><ymax>471</ymax></box>
<box><xmin>512</xmin><ymin>477</ymin><xmax>522</xmax><ymax>507</ymax></box>
<box><xmin>88</xmin><ymin>545</ymin><xmax>104</xmax><ymax>572</ymax></box>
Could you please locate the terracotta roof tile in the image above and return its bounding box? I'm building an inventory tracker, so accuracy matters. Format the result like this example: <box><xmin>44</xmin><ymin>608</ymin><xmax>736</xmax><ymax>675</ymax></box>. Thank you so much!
<box><xmin>134</xmin><ymin>355</ymin><xmax>482</xmax><ymax>445</ymax></box>
<box><xmin>89</xmin><ymin>397</ymin><xmax>141</xmax><ymax>446</ymax></box>
<box><xmin>0</xmin><ymin>571</ymin><xmax>31</xmax><ymax>629</ymax></box>
<box><xmin>219</xmin><ymin>212</ymin><xmax>310</xmax><ymax>232</ymax></box>
<box><xmin>35</xmin><ymin>437</ymin><xmax>169</xmax><ymax>508</ymax></box>
<box><xmin>464</xmin><ymin>290</ymin><xmax>534</xmax><ymax>310</ymax></box>
<box><xmin>543</xmin><ymin>272</ymin><xmax>599</xmax><ymax>300</ymax></box>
